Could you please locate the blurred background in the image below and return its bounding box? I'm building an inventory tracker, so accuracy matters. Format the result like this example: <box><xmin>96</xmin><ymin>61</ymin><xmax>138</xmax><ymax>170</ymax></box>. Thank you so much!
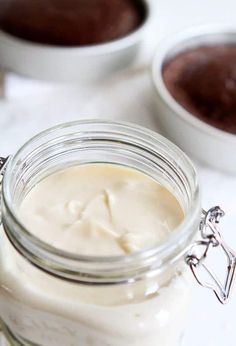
<box><xmin>0</xmin><ymin>0</ymin><xmax>236</xmax><ymax>344</ymax></box>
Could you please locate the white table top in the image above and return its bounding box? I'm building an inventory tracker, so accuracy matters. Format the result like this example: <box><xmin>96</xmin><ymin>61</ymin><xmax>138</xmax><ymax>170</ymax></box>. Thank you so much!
<box><xmin>0</xmin><ymin>1</ymin><xmax>235</xmax><ymax>345</ymax></box>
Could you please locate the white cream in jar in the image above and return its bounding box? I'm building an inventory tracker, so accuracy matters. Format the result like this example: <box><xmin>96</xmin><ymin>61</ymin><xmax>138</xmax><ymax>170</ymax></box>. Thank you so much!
<box><xmin>19</xmin><ymin>164</ymin><xmax>184</xmax><ymax>256</ymax></box>
<box><xmin>0</xmin><ymin>163</ymin><xmax>191</xmax><ymax>346</ymax></box>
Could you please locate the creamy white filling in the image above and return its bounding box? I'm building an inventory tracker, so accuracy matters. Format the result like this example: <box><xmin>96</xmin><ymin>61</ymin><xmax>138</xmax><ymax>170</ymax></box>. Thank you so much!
<box><xmin>19</xmin><ymin>164</ymin><xmax>184</xmax><ymax>256</ymax></box>
<box><xmin>0</xmin><ymin>231</ymin><xmax>191</xmax><ymax>346</ymax></box>
<box><xmin>0</xmin><ymin>164</ymin><xmax>189</xmax><ymax>346</ymax></box>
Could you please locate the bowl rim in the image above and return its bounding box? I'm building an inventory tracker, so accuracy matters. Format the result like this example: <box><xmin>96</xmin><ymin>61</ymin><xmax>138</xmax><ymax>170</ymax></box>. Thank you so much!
<box><xmin>0</xmin><ymin>0</ymin><xmax>151</xmax><ymax>55</ymax></box>
<box><xmin>151</xmin><ymin>23</ymin><xmax>236</xmax><ymax>144</ymax></box>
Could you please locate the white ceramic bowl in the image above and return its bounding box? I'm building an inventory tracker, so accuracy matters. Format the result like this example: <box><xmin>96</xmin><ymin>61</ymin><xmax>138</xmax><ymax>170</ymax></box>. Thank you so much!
<box><xmin>0</xmin><ymin>0</ymin><xmax>151</xmax><ymax>83</ymax></box>
<box><xmin>152</xmin><ymin>24</ymin><xmax>236</xmax><ymax>174</ymax></box>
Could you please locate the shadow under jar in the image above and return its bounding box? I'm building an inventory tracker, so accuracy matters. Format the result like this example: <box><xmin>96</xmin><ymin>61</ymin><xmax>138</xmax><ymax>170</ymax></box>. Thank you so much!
<box><xmin>0</xmin><ymin>121</ymin><xmax>234</xmax><ymax>346</ymax></box>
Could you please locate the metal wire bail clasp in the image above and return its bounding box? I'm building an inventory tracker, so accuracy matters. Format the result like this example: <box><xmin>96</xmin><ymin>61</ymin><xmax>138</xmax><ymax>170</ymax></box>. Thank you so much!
<box><xmin>186</xmin><ymin>206</ymin><xmax>236</xmax><ymax>304</ymax></box>
<box><xmin>0</xmin><ymin>156</ymin><xmax>10</xmax><ymax>223</ymax></box>
<box><xmin>0</xmin><ymin>157</ymin><xmax>9</xmax><ymax>176</ymax></box>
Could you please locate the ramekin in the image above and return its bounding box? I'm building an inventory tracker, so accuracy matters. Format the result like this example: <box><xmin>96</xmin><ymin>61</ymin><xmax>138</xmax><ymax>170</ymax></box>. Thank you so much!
<box><xmin>152</xmin><ymin>24</ymin><xmax>236</xmax><ymax>174</ymax></box>
<box><xmin>0</xmin><ymin>0</ymin><xmax>151</xmax><ymax>83</ymax></box>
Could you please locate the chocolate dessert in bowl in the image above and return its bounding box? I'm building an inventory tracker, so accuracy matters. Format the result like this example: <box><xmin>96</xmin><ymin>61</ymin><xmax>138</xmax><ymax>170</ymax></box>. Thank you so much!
<box><xmin>152</xmin><ymin>25</ymin><xmax>236</xmax><ymax>173</ymax></box>
<box><xmin>0</xmin><ymin>0</ymin><xmax>150</xmax><ymax>82</ymax></box>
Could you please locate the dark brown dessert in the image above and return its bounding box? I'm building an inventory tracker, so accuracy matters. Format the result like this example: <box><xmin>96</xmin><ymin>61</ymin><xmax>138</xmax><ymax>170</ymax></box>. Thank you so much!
<box><xmin>0</xmin><ymin>0</ymin><xmax>146</xmax><ymax>46</ymax></box>
<box><xmin>163</xmin><ymin>44</ymin><xmax>236</xmax><ymax>134</ymax></box>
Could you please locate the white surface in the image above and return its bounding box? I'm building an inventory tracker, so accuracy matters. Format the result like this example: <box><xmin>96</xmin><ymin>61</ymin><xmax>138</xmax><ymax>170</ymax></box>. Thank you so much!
<box><xmin>0</xmin><ymin>0</ymin><xmax>235</xmax><ymax>345</ymax></box>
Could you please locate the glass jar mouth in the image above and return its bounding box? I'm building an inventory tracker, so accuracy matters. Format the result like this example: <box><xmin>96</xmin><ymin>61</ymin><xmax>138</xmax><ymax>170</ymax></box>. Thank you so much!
<box><xmin>1</xmin><ymin>120</ymin><xmax>201</xmax><ymax>283</ymax></box>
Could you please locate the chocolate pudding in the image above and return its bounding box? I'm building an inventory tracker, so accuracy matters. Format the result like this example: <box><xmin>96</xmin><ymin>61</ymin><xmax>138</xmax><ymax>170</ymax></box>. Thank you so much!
<box><xmin>163</xmin><ymin>44</ymin><xmax>236</xmax><ymax>134</ymax></box>
<box><xmin>0</xmin><ymin>0</ymin><xmax>146</xmax><ymax>46</ymax></box>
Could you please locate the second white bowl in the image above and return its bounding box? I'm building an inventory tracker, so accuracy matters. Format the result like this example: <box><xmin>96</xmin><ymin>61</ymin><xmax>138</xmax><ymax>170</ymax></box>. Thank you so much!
<box><xmin>152</xmin><ymin>24</ymin><xmax>236</xmax><ymax>174</ymax></box>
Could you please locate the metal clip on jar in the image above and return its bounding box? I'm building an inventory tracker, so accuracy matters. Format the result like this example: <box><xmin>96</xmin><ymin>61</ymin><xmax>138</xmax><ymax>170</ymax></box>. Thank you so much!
<box><xmin>0</xmin><ymin>121</ymin><xmax>235</xmax><ymax>346</ymax></box>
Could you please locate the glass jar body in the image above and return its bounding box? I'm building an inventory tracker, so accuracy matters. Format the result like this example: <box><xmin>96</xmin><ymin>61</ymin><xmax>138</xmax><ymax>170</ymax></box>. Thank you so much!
<box><xmin>0</xmin><ymin>232</ymin><xmax>192</xmax><ymax>346</ymax></box>
<box><xmin>0</xmin><ymin>121</ymin><xmax>201</xmax><ymax>346</ymax></box>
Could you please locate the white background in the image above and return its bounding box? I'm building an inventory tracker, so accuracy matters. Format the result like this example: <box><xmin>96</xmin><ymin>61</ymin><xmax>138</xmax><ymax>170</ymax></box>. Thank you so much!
<box><xmin>0</xmin><ymin>0</ymin><xmax>236</xmax><ymax>345</ymax></box>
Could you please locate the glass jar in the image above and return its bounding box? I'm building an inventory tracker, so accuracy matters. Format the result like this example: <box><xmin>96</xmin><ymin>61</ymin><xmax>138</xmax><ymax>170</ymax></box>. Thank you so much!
<box><xmin>0</xmin><ymin>120</ymin><xmax>234</xmax><ymax>346</ymax></box>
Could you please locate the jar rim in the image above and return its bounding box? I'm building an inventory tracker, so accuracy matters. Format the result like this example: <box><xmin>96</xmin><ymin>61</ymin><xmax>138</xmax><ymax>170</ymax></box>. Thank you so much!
<box><xmin>1</xmin><ymin>120</ymin><xmax>201</xmax><ymax>283</ymax></box>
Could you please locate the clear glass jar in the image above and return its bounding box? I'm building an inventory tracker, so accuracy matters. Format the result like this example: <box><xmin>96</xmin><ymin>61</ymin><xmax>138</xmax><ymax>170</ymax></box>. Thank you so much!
<box><xmin>0</xmin><ymin>121</ymin><xmax>231</xmax><ymax>346</ymax></box>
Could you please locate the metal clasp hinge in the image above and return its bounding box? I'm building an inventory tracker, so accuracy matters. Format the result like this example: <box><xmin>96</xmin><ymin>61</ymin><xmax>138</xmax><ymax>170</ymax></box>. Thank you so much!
<box><xmin>0</xmin><ymin>156</ymin><xmax>9</xmax><ymax>176</ymax></box>
<box><xmin>186</xmin><ymin>206</ymin><xmax>236</xmax><ymax>305</ymax></box>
